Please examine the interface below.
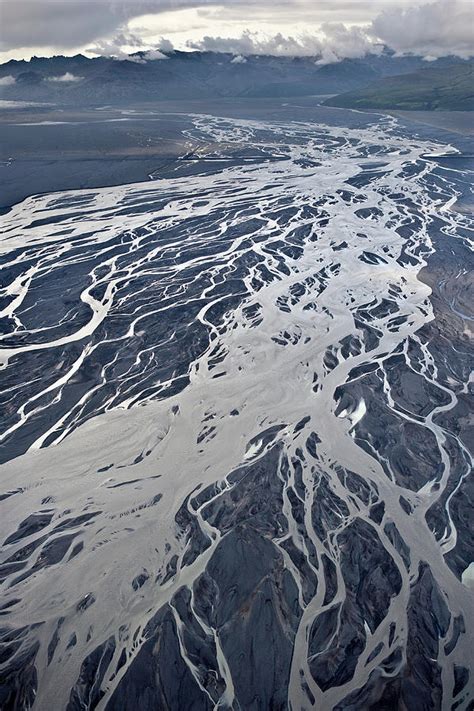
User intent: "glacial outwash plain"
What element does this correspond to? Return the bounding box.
[0,97,473,711]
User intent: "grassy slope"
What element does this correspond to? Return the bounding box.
[324,62,474,111]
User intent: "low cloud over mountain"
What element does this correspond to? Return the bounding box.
[0,74,16,85]
[46,72,83,82]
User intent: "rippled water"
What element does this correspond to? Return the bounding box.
[0,113,473,710]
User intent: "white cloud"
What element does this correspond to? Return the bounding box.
[372,0,474,59]
[86,30,167,61]
[317,23,381,64]
[47,72,83,82]
[155,38,174,53]
[189,25,380,63]
[142,49,168,60]
[231,54,247,64]
[87,32,144,60]
[0,75,16,85]
[188,31,322,56]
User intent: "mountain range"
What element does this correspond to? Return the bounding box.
[0,50,471,107]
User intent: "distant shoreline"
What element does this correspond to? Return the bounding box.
[385,110,474,137]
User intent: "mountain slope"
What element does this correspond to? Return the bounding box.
[324,61,474,111]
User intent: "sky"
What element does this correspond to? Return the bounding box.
[0,0,473,64]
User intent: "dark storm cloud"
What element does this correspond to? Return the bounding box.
[0,0,210,50]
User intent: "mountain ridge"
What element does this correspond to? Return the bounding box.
[324,61,474,111]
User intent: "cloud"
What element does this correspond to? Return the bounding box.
[0,0,130,50]
[0,0,472,63]
[0,1,217,51]
[0,75,16,85]
[142,49,168,60]
[47,72,83,82]
[86,30,168,61]
[316,23,381,64]
[188,31,322,56]
[188,26,379,62]
[154,38,174,53]
[87,32,147,60]
[372,0,474,59]
[188,1,472,62]
[231,54,247,64]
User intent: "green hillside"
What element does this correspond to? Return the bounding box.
[324,61,474,111]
